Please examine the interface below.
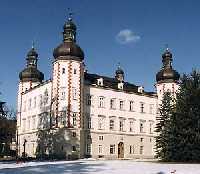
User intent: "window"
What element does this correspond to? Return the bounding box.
[140,102,145,113]
[149,122,153,134]
[98,145,103,154]
[72,146,76,152]
[99,136,103,140]
[86,94,93,106]
[62,68,65,74]
[61,91,66,100]
[149,104,154,114]
[72,132,76,137]
[129,120,134,132]
[87,117,91,129]
[99,96,105,108]
[27,117,31,130]
[129,101,134,111]
[74,69,77,74]
[109,119,115,130]
[119,118,125,131]
[32,116,36,130]
[39,95,43,106]
[72,113,77,127]
[140,146,144,154]
[22,118,26,132]
[140,138,144,142]
[23,101,26,112]
[97,78,103,86]
[110,98,116,109]
[129,145,134,154]
[28,98,32,110]
[119,100,124,110]
[98,115,105,130]
[86,144,91,154]
[140,122,145,133]
[44,90,49,104]
[33,97,37,108]
[110,145,115,154]
[72,87,77,100]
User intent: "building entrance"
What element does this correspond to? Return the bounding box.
[118,142,124,158]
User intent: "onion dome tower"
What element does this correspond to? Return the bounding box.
[53,15,84,61]
[156,47,180,104]
[51,14,85,147]
[19,46,44,84]
[115,63,124,82]
[156,48,180,83]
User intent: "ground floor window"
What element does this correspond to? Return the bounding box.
[86,144,91,154]
[72,146,76,152]
[98,145,103,154]
[129,145,134,154]
[110,144,115,154]
[140,146,144,154]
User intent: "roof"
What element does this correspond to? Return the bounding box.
[84,72,157,97]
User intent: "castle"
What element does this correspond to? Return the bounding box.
[16,16,180,159]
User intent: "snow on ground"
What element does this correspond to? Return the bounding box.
[0,159,200,174]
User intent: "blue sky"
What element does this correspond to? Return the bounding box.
[0,0,200,108]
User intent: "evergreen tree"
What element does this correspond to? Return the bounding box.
[168,70,200,162]
[155,91,174,161]
[156,70,200,162]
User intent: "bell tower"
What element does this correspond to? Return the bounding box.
[156,47,180,105]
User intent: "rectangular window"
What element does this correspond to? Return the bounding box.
[28,98,32,110]
[110,98,116,109]
[99,96,105,108]
[22,118,26,132]
[98,145,103,154]
[86,144,91,154]
[27,117,31,130]
[87,117,91,129]
[129,145,134,154]
[109,119,115,130]
[61,91,66,100]
[23,101,26,112]
[72,87,77,100]
[74,69,77,74]
[39,95,43,106]
[72,113,77,127]
[140,138,144,142]
[140,102,145,113]
[119,100,124,110]
[32,116,36,130]
[72,146,76,152]
[99,136,103,140]
[129,101,134,111]
[149,104,154,114]
[62,68,65,74]
[98,115,105,130]
[129,120,134,132]
[119,118,125,131]
[140,122,144,133]
[140,146,144,154]
[33,97,37,108]
[110,144,115,154]
[149,122,153,134]
[86,94,93,106]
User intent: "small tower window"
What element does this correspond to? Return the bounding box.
[74,69,77,74]
[62,68,65,74]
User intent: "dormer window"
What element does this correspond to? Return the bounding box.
[138,86,144,93]
[97,78,103,86]
[118,82,124,90]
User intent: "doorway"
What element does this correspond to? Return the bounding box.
[118,142,124,158]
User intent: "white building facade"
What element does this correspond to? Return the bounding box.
[16,17,180,159]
